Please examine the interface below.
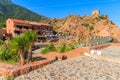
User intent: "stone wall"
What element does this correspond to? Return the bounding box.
[0,60,52,77]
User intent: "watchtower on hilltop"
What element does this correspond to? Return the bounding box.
[92,10,100,16]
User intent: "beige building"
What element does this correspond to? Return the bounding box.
[6,18,53,42]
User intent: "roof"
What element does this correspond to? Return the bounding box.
[8,18,51,26]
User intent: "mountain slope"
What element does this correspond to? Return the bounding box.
[40,14,120,42]
[0,0,47,23]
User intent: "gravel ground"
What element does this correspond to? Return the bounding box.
[0,46,120,80]
[101,46,120,59]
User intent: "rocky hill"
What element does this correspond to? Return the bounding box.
[0,0,47,24]
[40,14,120,42]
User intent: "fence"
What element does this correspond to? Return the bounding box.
[86,36,111,47]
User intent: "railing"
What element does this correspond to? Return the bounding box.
[86,36,111,47]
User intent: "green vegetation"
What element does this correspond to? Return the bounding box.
[99,15,108,19]
[110,21,115,25]
[7,76,14,80]
[89,26,94,31]
[57,43,66,53]
[11,35,29,65]
[54,26,61,31]
[24,31,37,63]
[96,17,101,21]
[0,23,6,28]
[41,42,56,54]
[56,43,74,53]
[83,22,94,31]
[83,23,89,27]
[0,39,3,45]
[0,0,47,23]
[0,41,18,63]
[41,42,82,54]
[0,31,37,65]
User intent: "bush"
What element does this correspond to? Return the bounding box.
[110,21,115,25]
[99,15,108,19]
[57,43,66,53]
[0,39,3,45]
[7,76,14,80]
[96,17,101,21]
[83,23,89,27]
[65,44,74,52]
[0,43,18,63]
[41,41,85,54]
[41,42,75,54]
[41,42,56,54]
[0,23,6,28]
[89,26,94,31]
[57,43,75,53]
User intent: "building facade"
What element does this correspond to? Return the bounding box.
[6,18,53,42]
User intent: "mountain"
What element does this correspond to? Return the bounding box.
[40,14,120,43]
[0,0,47,23]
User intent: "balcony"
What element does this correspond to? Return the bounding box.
[14,28,21,31]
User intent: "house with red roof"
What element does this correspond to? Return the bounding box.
[6,18,53,42]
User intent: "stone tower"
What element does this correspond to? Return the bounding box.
[92,10,100,16]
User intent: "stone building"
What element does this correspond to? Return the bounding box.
[6,18,53,42]
[92,10,100,16]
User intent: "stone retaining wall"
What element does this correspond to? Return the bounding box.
[110,43,120,46]
[90,43,111,50]
[0,60,52,77]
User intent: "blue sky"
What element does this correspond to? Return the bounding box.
[11,0,120,27]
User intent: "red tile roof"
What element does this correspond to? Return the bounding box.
[9,18,51,26]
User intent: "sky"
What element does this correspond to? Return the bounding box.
[11,0,120,27]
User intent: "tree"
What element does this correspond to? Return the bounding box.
[0,31,37,65]
[11,36,29,65]
[24,31,37,63]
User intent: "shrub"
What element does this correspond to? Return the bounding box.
[57,43,66,53]
[54,26,61,31]
[7,76,14,80]
[0,43,18,63]
[65,44,74,52]
[41,42,76,54]
[110,21,115,25]
[99,15,108,19]
[96,17,101,21]
[0,23,6,28]
[0,39,3,45]
[57,43,75,53]
[83,23,89,27]
[41,42,56,54]
[89,26,94,31]
[40,40,86,54]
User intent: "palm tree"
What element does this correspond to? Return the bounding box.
[24,31,37,63]
[12,36,29,65]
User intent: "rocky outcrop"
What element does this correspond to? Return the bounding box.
[40,14,120,43]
